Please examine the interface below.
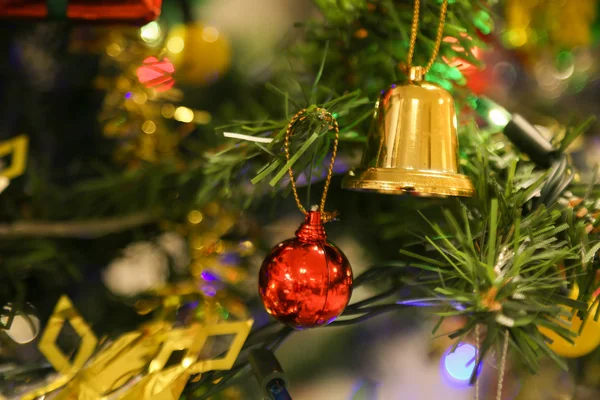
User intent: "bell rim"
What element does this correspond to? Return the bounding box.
[342,167,475,198]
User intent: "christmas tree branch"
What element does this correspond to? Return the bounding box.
[0,210,160,238]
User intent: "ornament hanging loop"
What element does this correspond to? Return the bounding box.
[408,66,424,82]
[402,0,449,76]
[284,107,339,223]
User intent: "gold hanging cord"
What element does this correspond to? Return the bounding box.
[284,108,339,223]
[404,0,449,80]
[474,327,510,400]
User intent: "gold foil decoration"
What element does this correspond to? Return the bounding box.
[39,296,98,374]
[23,295,98,400]
[0,135,29,179]
[22,295,253,400]
[167,201,253,291]
[121,324,201,400]
[113,320,254,399]
[97,30,211,168]
[187,320,253,374]
[52,321,170,400]
[52,331,147,399]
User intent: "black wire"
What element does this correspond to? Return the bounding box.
[185,326,292,394]
[247,320,279,340]
[188,303,407,397]
[343,303,407,316]
[353,264,406,286]
[346,286,403,310]
[329,304,407,326]
[529,154,574,211]
[264,327,293,350]
[185,265,414,397]
[191,367,252,400]
[538,156,566,201]
[544,167,574,207]
[246,324,288,347]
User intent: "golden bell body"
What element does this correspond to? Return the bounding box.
[343,78,474,197]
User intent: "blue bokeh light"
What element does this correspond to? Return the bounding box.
[201,270,219,282]
[441,343,478,384]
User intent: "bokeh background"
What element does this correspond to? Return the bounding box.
[2,1,600,399]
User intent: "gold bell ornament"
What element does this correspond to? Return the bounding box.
[342,0,474,197]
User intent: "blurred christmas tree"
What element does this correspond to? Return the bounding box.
[1,0,600,399]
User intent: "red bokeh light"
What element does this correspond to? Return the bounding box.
[136,56,175,92]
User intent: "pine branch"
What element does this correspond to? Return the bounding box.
[0,210,159,238]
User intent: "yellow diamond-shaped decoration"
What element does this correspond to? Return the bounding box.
[39,295,98,375]
[149,324,201,373]
[187,319,253,374]
[0,135,28,179]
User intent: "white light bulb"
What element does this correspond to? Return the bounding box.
[140,21,161,43]
[489,108,510,127]
[1,305,40,344]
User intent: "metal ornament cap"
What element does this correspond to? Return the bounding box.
[258,211,353,329]
[342,81,475,197]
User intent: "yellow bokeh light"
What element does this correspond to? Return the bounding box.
[213,240,225,254]
[187,210,204,224]
[167,36,185,54]
[202,27,220,43]
[204,202,220,216]
[165,24,231,85]
[146,88,158,100]
[505,28,528,48]
[161,104,175,118]
[174,106,194,123]
[239,240,255,256]
[133,92,147,104]
[192,237,205,251]
[116,77,130,91]
[193,111,212,124]
[106,43,121,57]
[190,262,204,276]
[142,120,156,134]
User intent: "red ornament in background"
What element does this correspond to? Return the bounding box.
[0,0,162,24]
[259,211,353,329]
[136,56,175,92]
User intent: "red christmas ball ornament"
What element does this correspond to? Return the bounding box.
[259,210,353,329]
[136,56,175,92]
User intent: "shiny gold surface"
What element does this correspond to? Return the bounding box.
[23,293,253,399]
[23,295,99,400]
[342,81,474,197]
[0,135,29,179]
